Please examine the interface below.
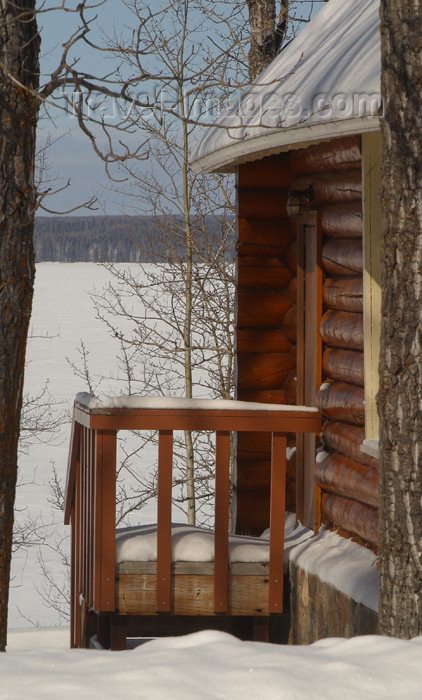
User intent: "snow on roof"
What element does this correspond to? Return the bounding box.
[191,0,381,174]
[75,392,319,413]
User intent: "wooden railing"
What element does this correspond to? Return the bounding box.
[64,396,320,647]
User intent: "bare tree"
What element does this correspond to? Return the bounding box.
[378,1,422,639]
[71,0,241,526]
[91,209,235,526]
[19,381,64,457]
[13,372,66,547]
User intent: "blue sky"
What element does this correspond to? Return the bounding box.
[36,1,324,216]
[36,1,134,214]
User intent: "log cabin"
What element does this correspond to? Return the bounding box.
[64,0,381,648]
[190,0,382,639]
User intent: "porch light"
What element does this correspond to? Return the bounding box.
[286,185,313,217]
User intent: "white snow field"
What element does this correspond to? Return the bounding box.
[10,263,158,628]
[3,627,422,700]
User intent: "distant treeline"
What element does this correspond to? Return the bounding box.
[34,215,234,263]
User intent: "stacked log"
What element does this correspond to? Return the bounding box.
[315,454,378,508]
[323,278,363,313]
[289,136,362,174]
[322,494,379,546]
[316,382,365,425]
[319,310,363,350]
[322,422,378,468]
[322,349,364,386]
[292,170,362,204]
[322,239,363,277]
[321,202,363,238]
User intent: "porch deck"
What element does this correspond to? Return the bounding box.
[64,395,320,649]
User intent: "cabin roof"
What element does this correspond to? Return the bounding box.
[190,0,380,174]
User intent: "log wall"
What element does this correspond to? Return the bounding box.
[292,136,379,547]
[236,136,379,548]
[236,155,296,534]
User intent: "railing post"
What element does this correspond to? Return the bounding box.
[94,430,117,612]
[93,427,100,609]
[81,428,91,600]
[83,428,90,608]
[73,457,81,648]
[88,429,95,608]
[269,432,287,613]
[214,431,231,613]
[157,430,173,612]
[76,428,84,646]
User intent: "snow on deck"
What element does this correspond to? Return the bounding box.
[190,0,380,173]
[75,391,319,413]
[290,527,379,612]
[116,512,312,568]
[116,515,378,611]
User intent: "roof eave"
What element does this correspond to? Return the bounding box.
[191,115,380,175]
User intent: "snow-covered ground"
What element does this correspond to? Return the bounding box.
[3,627,422,699]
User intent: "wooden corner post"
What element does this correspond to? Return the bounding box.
[296,211,322,529]
[94,430,117,613]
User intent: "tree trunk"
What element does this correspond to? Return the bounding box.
[378,1,422,638]
[0,0,39,651]
[247,1,288,81]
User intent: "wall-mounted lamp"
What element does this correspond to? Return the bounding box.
[285,185,313,217]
